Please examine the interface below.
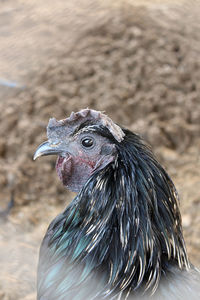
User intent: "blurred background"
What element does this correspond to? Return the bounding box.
[0,0,200,299]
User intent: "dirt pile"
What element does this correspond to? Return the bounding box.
[0,4,200,206]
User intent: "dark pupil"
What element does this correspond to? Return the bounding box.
[82,138,93,147]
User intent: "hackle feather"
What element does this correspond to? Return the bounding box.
[37,126,192,299]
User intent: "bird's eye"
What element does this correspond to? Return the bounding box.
[81,137,94,148]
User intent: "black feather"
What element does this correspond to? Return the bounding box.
[37,127,199,300]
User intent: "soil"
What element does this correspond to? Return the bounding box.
[0,0,199,299]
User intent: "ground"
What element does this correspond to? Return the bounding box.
[0,0,200,299]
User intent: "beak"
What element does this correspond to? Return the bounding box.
[33,141,63,160]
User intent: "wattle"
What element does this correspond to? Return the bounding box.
[56,155,72,184]
[56,155,94,193]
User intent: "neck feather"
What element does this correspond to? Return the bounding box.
[45,130,190,298]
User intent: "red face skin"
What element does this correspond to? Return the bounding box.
[56,154,96,193]
[55,140,116,193]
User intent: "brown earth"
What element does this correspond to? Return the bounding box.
[0,0,200,299]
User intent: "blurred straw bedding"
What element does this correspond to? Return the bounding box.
[0,0,200,299]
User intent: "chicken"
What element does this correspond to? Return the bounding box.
[34,109,200,300]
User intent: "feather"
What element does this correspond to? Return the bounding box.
[35,113,200,300]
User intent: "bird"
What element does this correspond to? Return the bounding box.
[34,108,200,300]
